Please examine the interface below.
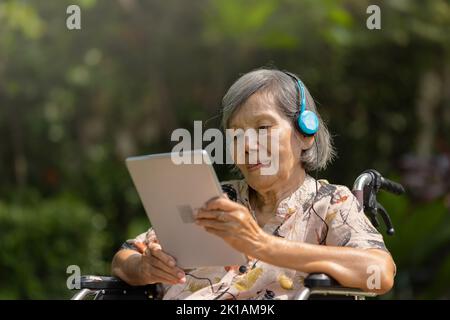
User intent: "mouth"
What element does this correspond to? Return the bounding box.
[246,162,271,172]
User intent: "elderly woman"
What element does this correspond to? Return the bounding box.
[111,68,395,300]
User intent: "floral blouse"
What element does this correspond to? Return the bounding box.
[121,175,390,300]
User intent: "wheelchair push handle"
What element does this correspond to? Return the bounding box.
[352,169,405,236]
[380,176,405,195]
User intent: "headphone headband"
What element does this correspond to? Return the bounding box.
[282,71,306,114]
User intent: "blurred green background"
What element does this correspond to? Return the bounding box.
[0,0,449,299]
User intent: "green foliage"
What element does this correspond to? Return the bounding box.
[0,1,44,39]
[380,192,450,299]
[0,195,109,299]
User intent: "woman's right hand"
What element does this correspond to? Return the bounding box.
[137,242,186,285]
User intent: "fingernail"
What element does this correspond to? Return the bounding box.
[179,277,186,283]
[177,272,184,278]
[169,260,176,267]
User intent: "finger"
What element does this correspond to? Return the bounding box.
[134,241,147,254]
[149,246,177,267]
[196,209,230,221]
[204,197,239,211]
[152,265,184,283]
[146,242,162,254]
[153,268,186,284]
[196,218,233,231]
[198,209,248,225]
[153,275,178,285]
[151,266,184,284]
[204,226,229,239]
[151,257,185,279]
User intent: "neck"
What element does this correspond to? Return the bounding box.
[251,168,307,214]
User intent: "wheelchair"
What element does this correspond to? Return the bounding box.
[71,169,405,300]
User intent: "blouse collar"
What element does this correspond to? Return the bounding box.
[240,174,317,221]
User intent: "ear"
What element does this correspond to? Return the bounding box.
[301,135,315,150]
[294,130,315,150]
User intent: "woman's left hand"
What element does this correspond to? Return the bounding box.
[195,196,269,256]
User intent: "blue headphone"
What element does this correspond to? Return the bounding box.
[283,71,319,136]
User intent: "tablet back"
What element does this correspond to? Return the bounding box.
[126,150,246,268]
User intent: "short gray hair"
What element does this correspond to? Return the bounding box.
[221,68,335,172]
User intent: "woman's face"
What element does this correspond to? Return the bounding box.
[228,91,313,192]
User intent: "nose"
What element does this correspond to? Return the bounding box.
[243,131,260,165]
[230,129,260,165]
[244,133,259,154]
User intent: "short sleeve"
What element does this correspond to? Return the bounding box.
[220,180,251,208]
[120,228,158,253]
[220,182,239,202]
[325,186,388,251]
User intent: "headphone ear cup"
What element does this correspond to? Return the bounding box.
[297,110,319,136]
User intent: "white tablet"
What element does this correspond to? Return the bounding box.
[126,150,246,269]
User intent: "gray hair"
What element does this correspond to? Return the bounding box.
[221,68,335,172]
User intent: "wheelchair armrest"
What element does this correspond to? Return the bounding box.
[80,275,158,290]
[304,273,339,288]
[303,273,377,299]
[73,275,164,300]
